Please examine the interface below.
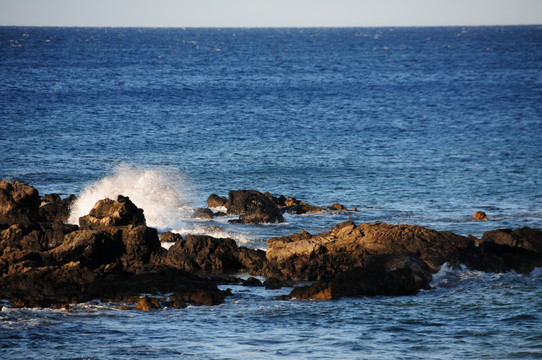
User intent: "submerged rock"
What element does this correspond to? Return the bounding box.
[472,211,488,221]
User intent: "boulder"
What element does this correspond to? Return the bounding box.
[164,234,265,273]
[193,208,214,219]
[43,230,124,268]
[117,225,164,268]
[227,190,284,224]
[264,221,474,280]
[39,194,77,223]
[465,227,542,273]
[0,181,41,226]
[79,195,145,229]
[472,211,488,221]
[288,253,432,300]
[207,194,229,208]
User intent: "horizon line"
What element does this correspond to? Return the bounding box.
[1,23,541,29]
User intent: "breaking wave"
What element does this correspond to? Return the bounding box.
[67,166,192,230]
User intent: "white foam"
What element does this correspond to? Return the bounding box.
[68,166,192,230]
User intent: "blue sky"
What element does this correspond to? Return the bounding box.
[1,0,541,27]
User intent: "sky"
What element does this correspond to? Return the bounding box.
[1,0,541,27]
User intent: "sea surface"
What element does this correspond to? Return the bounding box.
[1,26,541,359]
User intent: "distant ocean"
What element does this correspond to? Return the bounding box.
[1,26,541,359]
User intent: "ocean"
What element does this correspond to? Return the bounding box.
[1,26,541,359]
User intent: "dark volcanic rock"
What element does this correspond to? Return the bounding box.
[43,229,124,268]
[288,253,432,300]
[164,234,265,273]
[0,181,41,226]
[79,195,145,229]
[39,194,77,223]
[465,227,542,273]
[227,190,285,224]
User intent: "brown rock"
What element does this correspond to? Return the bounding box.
[227,190,284,224]
[0,181,41,226]
[193,208,214,219]
[289,253,432,300]
[136,296,161,311]
[465,227,542,273]
[473,211,488,221]
[207,194,229,208]
[265,221,474,280]
[79,195,145,229]
[164,234,265,273]
[39,194,76,223]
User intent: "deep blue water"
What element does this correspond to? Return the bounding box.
[1,26,541,359]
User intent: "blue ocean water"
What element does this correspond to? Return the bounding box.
[1,26,541,359]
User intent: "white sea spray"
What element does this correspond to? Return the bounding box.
[68,165,192,230]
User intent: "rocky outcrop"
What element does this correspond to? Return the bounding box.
[263,221,474,281]
[288,253,432,300]
[207,194,229,208]
[465,227,542,273]
[0,180,41,226]
[0,182,227,308]
[163,234,265,273]
[2,180,542,307]
[38,194,77,223]
[227,190,285,224]
[79,195,145,229]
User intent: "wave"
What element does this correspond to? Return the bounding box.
[67,166,192,230]
[430,263,542,289]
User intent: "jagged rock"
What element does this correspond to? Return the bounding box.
[118,225,164,268]
[39,194,76,223]
[227,190,284,224]
[160,231,183,243]
[136,296,161,311]
[465,227,542,273]
[264,192,324,214]
[480,227,541,254]
[43,229,124,268]
[264,221,474,280]
[164,234,265,273]
[0,181,41,226]
[472,211,488,221]
[288,253,432,300]
[207,194,229,208]
[79,195,145,229]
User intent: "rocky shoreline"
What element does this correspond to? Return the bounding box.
[1,181,540,309]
